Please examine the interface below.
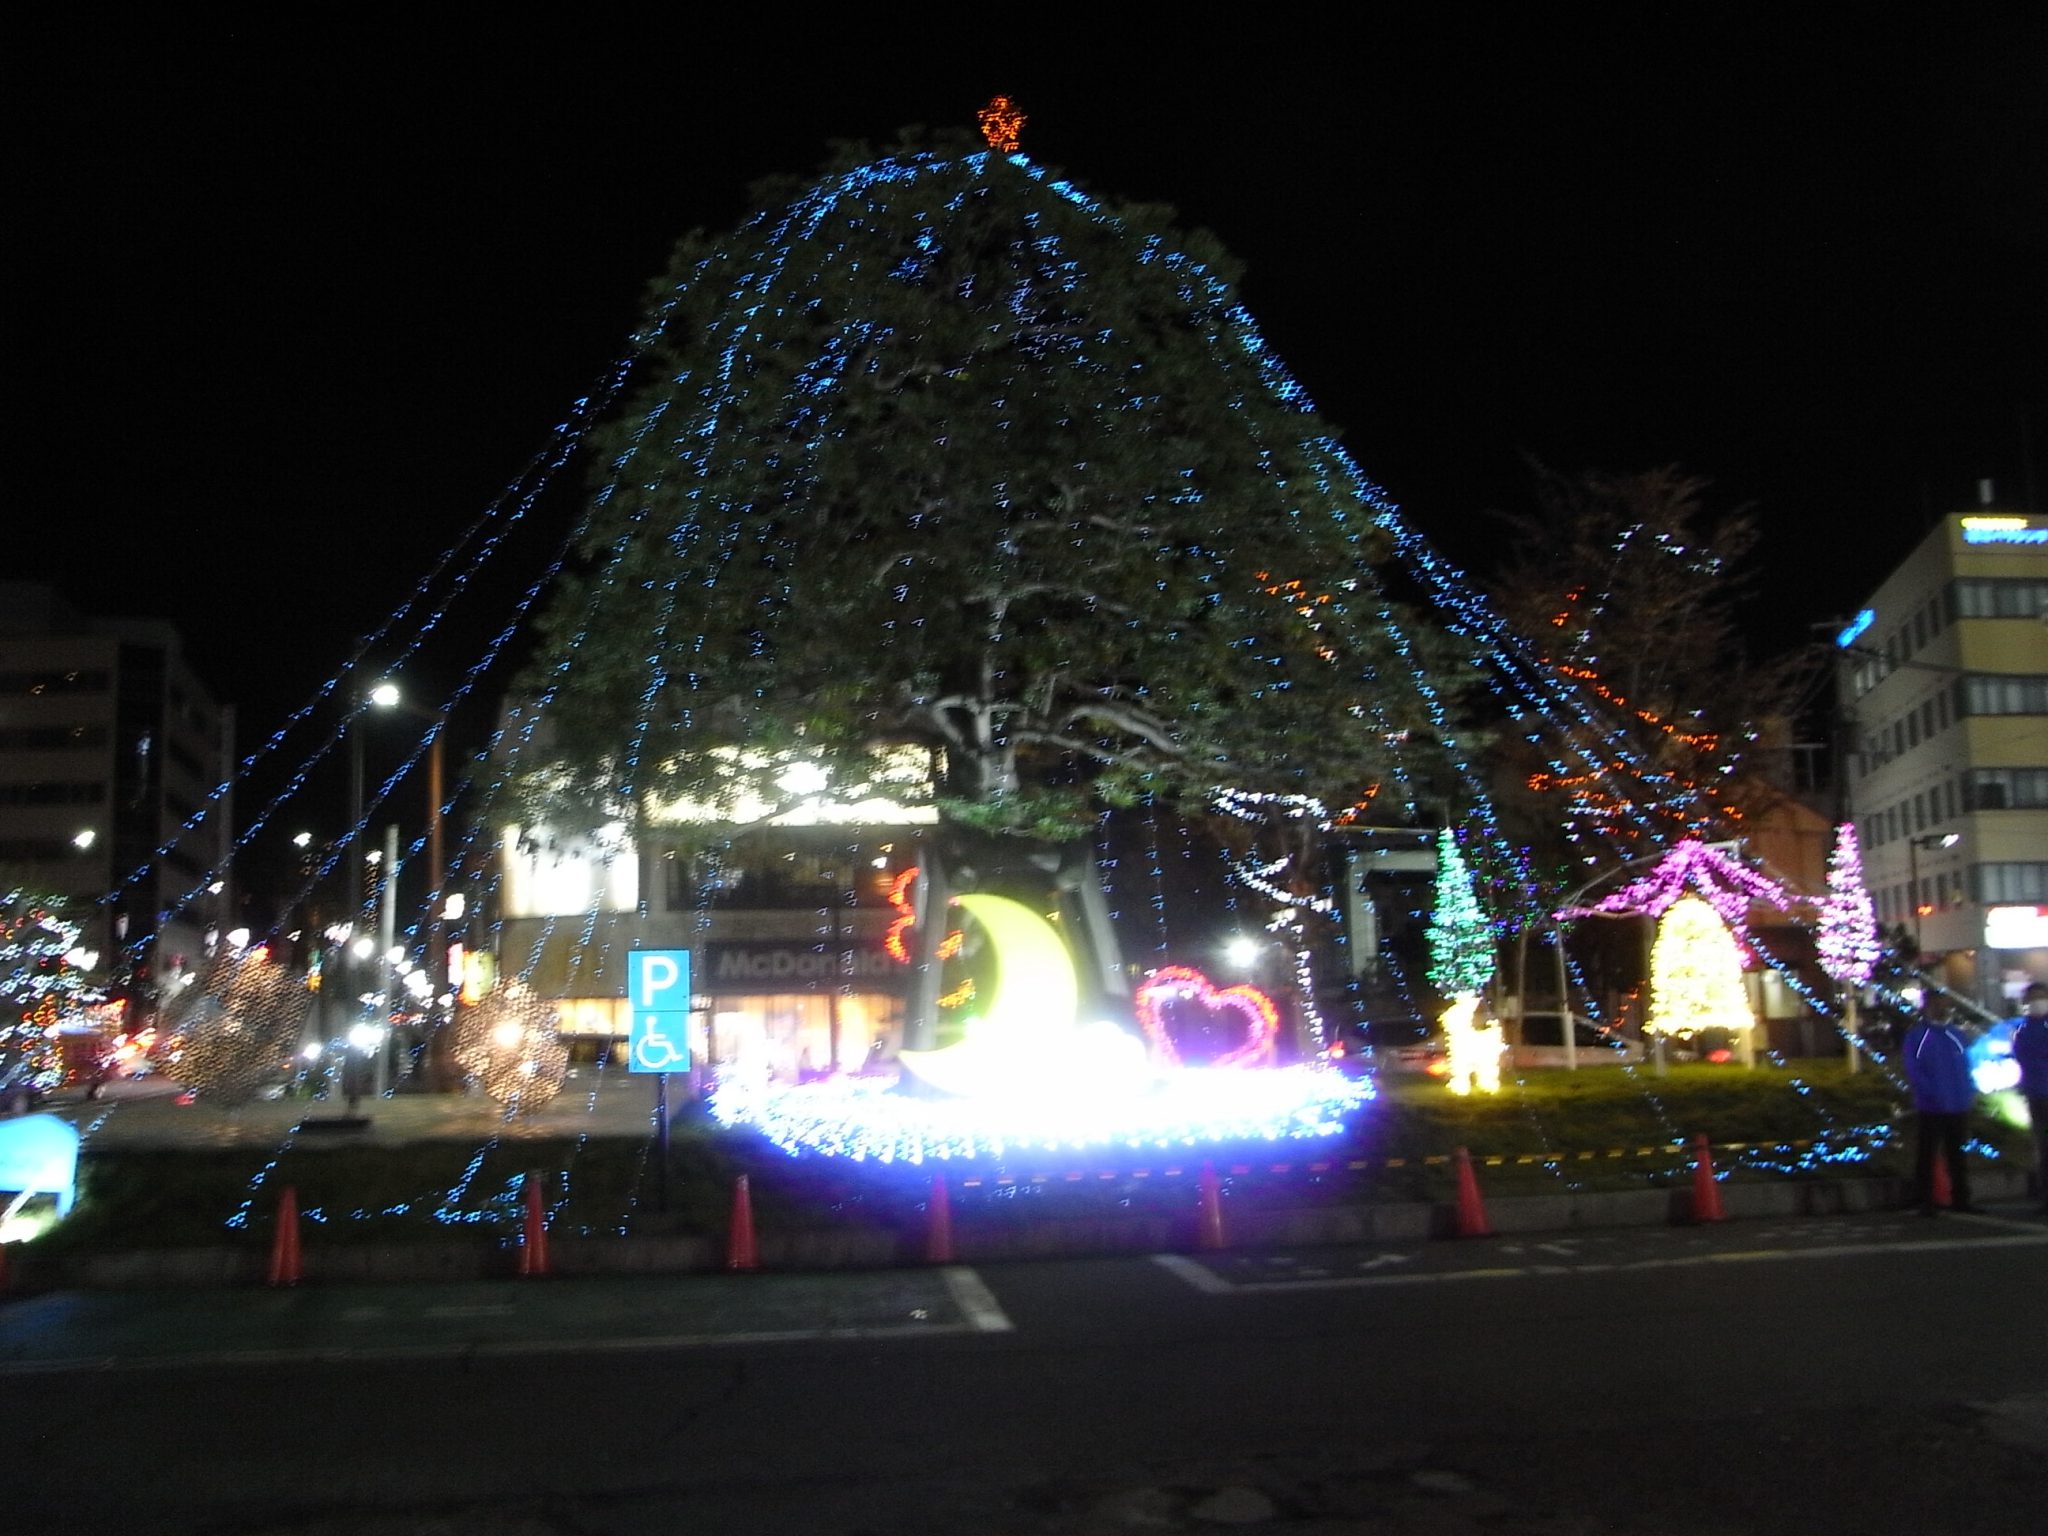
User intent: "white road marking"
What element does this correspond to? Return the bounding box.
[1151,1230,2048,1295]
[940,1266,1014,1333]
[0,1317,997,1377]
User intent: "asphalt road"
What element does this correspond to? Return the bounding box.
[5,1208,2045,1535]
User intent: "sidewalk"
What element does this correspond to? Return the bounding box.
[40,1064,667,1148]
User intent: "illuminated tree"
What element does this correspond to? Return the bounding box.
[1486,465,1811,879]
[1816,821,1881,1066]
[1816,822,1880,989]
[1427,830,1495,1000]
[163,945,308,1105]
[452,983,567,1114]
[1645,895,1754,1040]
[0,888,101,1095]
[519,125,1465,1043]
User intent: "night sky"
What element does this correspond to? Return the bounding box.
[9,13,2046,819]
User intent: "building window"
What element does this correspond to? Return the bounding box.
[1974,863,2048,904]
[0,725,109,751]
[1952,578,2048,619]
[0,780,107,806]
[1964,768,2048,811]
[1958,676,2048,716]
[0,668,111,695]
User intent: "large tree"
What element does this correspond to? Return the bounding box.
[519,129,1466,1039]
[1483,463,1811,889]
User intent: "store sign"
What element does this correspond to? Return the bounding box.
[627,949,691,1072]
[702,942,904,993]
[1960,516,2048,546]
[1983,906,2048,949]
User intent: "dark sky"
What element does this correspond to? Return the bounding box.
[8,11,2046,789]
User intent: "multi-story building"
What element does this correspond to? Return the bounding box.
[1837,499,2048,1007]
[0,584,234,1003]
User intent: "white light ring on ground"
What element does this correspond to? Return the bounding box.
[707,1065,1374,1162]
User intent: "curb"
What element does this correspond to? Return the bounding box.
[6,1170,2028,1293]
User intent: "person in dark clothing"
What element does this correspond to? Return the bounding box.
[1902,1005,1978,1214]
[2010,981,2048,1213]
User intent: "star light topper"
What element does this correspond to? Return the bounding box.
[977,94,1026,153]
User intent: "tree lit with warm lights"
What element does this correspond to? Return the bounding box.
[1645,894,1754,1041]
[163,945,309,1105]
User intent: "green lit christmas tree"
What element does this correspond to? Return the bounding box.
[1426,830,1495,1000]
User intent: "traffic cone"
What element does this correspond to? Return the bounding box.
[727,1174,759,1271]
[1930,1149,1954,1209]
[1690,1135,1726,1224]
[267,1185,302,1287]
[925,1173,955,1264]
[517,1172,550,1277]
[1452,1147,1492,1238]
[1196,1161,1227,1251]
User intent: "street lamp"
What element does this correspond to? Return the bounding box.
[343,681,450,1096]
[1905,831,1961,961]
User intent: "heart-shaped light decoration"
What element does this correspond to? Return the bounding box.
[1136,965,1280,1069]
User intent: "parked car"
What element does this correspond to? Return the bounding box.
[1506,1011,1644,1068]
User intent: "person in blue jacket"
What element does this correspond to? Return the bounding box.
[2011,981,2048,1214]
[1902,1003,1978,1214]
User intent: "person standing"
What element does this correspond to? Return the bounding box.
[2011,981,2048,1214]
[1902,1004,1978,1214]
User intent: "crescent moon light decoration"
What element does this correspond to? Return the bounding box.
[896,893,1149,1098]
[710,891,1373,1160]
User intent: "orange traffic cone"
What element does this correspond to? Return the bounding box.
[1930,1149,1954,1209]
[267,1185,302,1287]
[1196,1161,1227,1251]
[727,1174,759,1271]
[925,1173,955,1263]
[1690,1135,1726,1224]
[517,1172,551,1277]
[1452,1147,1492,1237]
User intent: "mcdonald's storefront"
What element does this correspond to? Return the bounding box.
[695,939,908,1080]
[507,919,909,1083]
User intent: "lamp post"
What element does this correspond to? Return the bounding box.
[1905,831,1961,963]
[343,681,450,1095]
[372,684,451,1058]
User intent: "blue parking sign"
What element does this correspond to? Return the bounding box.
[627,949,691,1073]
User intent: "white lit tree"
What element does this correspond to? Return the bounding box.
[1,888,102,1097]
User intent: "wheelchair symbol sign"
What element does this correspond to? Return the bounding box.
[627,950,691,1074]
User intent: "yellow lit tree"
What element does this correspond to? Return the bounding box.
[1646,894,1754,1042]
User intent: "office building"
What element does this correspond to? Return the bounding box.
[0,584,233,1001]
[1837,500,2048,1006]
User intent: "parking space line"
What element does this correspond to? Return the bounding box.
[941,1266,1014,1332]
[1152,1229,2048,1295]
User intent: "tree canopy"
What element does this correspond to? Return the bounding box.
[1482,463,1811,890]
[519,131,1464,842]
